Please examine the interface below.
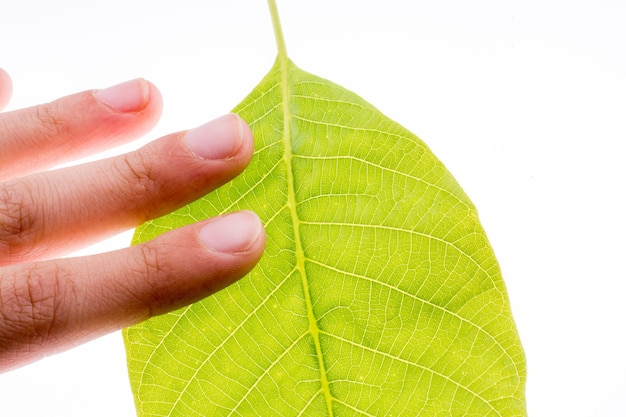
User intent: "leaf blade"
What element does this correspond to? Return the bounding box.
[124,58,526,416]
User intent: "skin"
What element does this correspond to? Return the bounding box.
[0,70,266,372]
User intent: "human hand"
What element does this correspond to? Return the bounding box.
[0,69,266,372]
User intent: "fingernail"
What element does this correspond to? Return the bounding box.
[94,79,149,112]
[199,211,263,253]
[184,114,245,160]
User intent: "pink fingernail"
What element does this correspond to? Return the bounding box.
[95,79,149,112]
[199,211,263,253]
[184,114,245,160]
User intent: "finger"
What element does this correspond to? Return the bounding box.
[0,78,162,180]
[0,113,254,265]
[0,210,266,371]
[0,68,11,110]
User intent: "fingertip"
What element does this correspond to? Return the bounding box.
[92,78,163,141]
[94,78,162,116]
[141,79,163,133]
[0,68,13,110]
[184,114,246,161]
[233,113,253,144]
[146,80,163,115]
[198,211,265,254]
[235,113,255,162]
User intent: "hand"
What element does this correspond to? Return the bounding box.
[0,69,266,372]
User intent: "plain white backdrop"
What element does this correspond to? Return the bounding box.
[1,1,625,416]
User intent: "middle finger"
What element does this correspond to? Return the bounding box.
[0,113,254,265]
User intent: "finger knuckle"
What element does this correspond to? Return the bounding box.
[114,152,161,219]
[140,243,169,289]
[33,101,68,139]
[0,264,71,349]
[117,243,171,319]
[23,267,65,339]
[0,182,40,261]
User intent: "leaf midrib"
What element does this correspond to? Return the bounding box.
[269,1,334,414]
[282,67,333,416]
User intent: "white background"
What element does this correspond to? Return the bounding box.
[1,1,625,416]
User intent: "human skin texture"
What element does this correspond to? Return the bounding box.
[0,71,265,372]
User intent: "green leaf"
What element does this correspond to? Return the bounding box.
[123,2,526,416]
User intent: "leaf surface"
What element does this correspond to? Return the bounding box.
[124,33,526,417]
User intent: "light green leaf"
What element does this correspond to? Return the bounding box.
[123,2,526,416]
